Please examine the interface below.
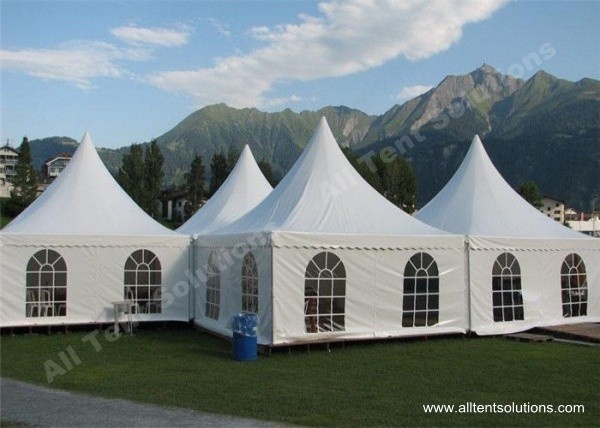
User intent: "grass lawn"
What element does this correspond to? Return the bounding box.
[1,327,598,426]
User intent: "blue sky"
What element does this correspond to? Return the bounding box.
[1,0,598,149]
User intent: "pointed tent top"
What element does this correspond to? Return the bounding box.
[3,132,177,236]
[177,144,272,235]
[81,131,92,144]
[416,135,588,238]
[215,117,446,235]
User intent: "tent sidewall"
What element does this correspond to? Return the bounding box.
[469,236,600,335]
[0,234,190,327]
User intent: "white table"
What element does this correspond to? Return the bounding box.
[112,300,135,335]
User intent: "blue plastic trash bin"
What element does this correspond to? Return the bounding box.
[231,313,258,361]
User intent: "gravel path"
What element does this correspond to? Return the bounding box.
[1,378,284,427]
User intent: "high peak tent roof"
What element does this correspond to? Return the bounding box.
[416,135,587,239]
[3,132,176,236]
[177,145,272,235]
[216,117,446,236]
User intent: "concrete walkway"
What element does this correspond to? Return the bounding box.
[1,378,284,427]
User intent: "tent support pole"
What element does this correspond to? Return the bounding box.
[465,239,473,334]
[189,236,196,322]
[270,238,275,347]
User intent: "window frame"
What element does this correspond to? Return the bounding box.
[491,252,524,322]
[304,251,346,333]
[26,249,67,317]
[561,253,587,318]
[241,252,259,314]
[124,249,162,314]
[402,252,440,327]
[205,251,221,320]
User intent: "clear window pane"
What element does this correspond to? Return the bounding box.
[402,253,439,328]
[304,252,345,333]
[491,252,524,323]
[25,250,67,317]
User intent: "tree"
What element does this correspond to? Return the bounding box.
[117,144,147,210]
[518,180,543,208]
[144,140,164,218]
[257,159,278,187]
[9,137,39,214]
[226,148,239,175]
[209,151,229,196]
[184,154,206,218]
[382,157,417,213]
[342,147,383,192]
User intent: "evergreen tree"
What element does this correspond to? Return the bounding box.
[257,159,277,187]
[117,144,147,210]
[342,147,383,192]
[382,157,417,213]
[184,154,206,218]
[144,140,164,217]
[226,148,239,175]
[9,137,38,212]
[518,180,543,208]
[209,151,229,196]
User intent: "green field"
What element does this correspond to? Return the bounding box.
[1,327,598,426]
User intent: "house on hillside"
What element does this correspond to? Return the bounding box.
[565,208,578,222]
[43,153,72,182]
[0,144,19,198]
[158,188,196,223]
[540,196,565,223]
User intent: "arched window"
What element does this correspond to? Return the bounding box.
[492,252,524,322]
[304,251,346,333]
[124,249,162,314]
[26,249,67,317]
[561,253,587,317]
[402,252,439,327]
[205,251,220,320]
[242,252,258,313]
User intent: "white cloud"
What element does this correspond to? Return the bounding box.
[1,23,190,89]
[397,85,434,101]
[0,41,149,89]
[148,0,508,108]
[111,25,191,47]
[263,94,302,108]
[209,19,231,38]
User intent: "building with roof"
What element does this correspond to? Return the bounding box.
[0,144,19,198]
[540,196,565,223]
[43,153,72,181]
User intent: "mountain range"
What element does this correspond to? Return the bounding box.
[28,64,599,212]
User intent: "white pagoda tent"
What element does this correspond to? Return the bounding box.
[416,135,600,335]
[193,118,466,345]
[177,145,272,235]
[0,133,191,328]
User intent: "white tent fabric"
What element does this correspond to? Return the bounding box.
[177,145,272,235]
[416,135,587,239]
[0,133,190,328]
[4,132,175,236]
[217,118,443,235]
[416,135,599,335]
[194,118,466,345]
